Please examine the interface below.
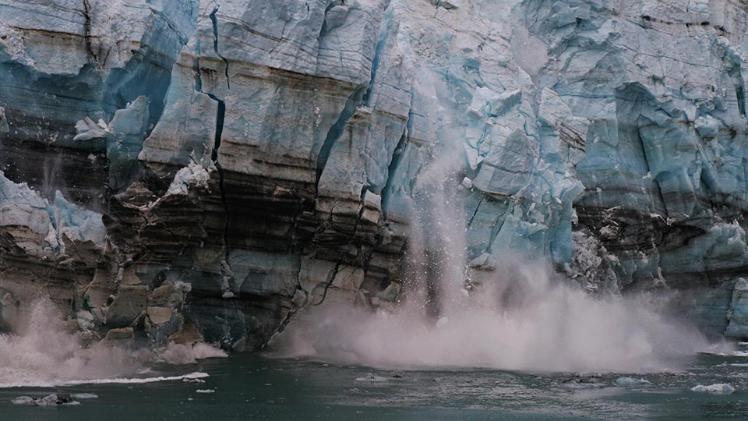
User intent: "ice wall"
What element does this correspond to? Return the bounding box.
[1,0,748,347]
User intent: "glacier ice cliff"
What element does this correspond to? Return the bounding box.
[1,0,748,349]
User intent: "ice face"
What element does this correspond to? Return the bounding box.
[1,0,748,346]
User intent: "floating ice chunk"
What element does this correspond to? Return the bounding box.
[43,394,79,406]
[12,394,79,406]
[11,396,34,405]
[196,389,215,394]
[614,377,651,387]
[690,384,735,395]
[355,373,389,382]
[71,393,98,399]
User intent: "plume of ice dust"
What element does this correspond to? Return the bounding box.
[271,69,721,372]
[270,258,717,373]
[0,298,227,387]
[158,342,228,365]
[0,298,146,387]
[272,135,719,372]
[406,129,471,319]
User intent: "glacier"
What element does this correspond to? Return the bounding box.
[1,0,748,351]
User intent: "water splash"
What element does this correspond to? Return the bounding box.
[0,299,222,388]
[272,262,718,373]
[159,342,228,365]
[0,299,145,388]
[272,125,724,373]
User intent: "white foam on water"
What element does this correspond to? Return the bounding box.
[0,366,210,388]
[1,372,209,388]
[691,383,736,395]
[707,350,748,357]
[58,372,209,386]
[273,278,716,373]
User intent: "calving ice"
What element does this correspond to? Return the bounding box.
[0,0,747,419]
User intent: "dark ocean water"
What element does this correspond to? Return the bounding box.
[1,352,747,420]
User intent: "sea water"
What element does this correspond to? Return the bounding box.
[1,351,747,420]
